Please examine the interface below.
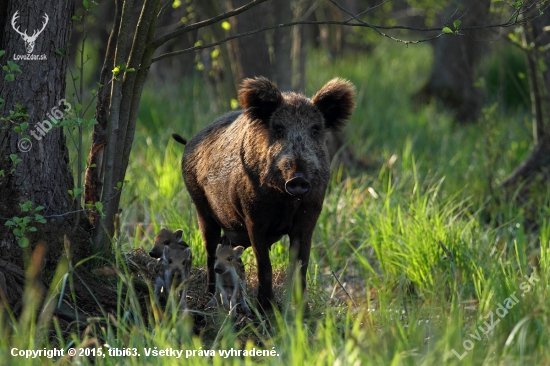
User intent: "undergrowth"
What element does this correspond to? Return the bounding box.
[2,43,549,365]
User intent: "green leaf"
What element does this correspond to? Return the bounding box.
[13,228,22,237]
[4,221,15,227]
[29,227,37,232]
[5,74,14,82]
[35,206,44,211]
[95,202,103,212]
[442,27,454,34]
[0,50,5,57]
[512,1,522,9]
[14,126,21,133]
[89,118,98,126]
[221,21,231,31]
[7,61,19,71]
[453,20,461,29]
[37,219,46,224]
[18,237,29,248]
[126,68,135,72]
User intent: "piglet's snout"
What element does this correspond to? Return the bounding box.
[285,176,311,197]
[214,266,224,274]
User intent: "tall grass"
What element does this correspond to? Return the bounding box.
[2,42,549,365]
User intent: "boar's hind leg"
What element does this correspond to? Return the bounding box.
[196,212,221,295]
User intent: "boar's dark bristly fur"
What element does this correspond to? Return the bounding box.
[181,77,355,310]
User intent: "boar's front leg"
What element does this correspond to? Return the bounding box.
[248,226,275,311]
[288,216,317,305]
[196,211,221,295]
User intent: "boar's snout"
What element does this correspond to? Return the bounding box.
[285,176,311,197]
[214,266,224,274]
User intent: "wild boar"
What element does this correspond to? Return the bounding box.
[149,227,188,258]
[154,246,192,311]
[181,77,355,310]
[206,236,251,317]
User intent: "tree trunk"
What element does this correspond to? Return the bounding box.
[273,0,292,91]
[501,10,550,190]
[0,0,90,309]
[414,0,491,123]
[226,0,273,87]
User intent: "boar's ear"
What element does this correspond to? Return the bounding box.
[312,78,356,131]
[174,229,183,242]
[238,77,283,121]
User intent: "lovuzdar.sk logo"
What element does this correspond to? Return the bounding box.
[11,10,48,60]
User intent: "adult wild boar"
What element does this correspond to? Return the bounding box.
[181,77,355,310]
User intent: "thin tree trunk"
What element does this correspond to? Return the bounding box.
[226,0,273,86]
[414,0,491,123]
[84,0,122,230]
[502,11,550,189]
[273,0,292,90]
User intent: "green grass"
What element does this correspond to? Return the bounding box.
[3,42,549,365]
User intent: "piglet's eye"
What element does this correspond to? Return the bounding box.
[228,257,233,262]
[164,240,170,245]
[168,259,173,264]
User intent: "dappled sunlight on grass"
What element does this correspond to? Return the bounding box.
[22,43,546,365]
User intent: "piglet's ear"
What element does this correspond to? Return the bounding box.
[183,247,191,260]
[162,246,170,260]
[234,246,245,259]
[238,77,283,121]
[174,229,183,242]
[312,78,356,131]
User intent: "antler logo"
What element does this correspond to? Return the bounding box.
[11,11,49,54]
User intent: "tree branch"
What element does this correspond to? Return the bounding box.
[151,0,549,64]
[151,19,440,63]
[152,0,269,49]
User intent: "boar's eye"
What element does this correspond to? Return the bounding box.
[168,258,173,264]
[164,240,170,245]
[228,256,233,262]
[273,124,285,138]
[311,125,321,138]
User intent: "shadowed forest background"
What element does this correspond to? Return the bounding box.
[0,0,550,364]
